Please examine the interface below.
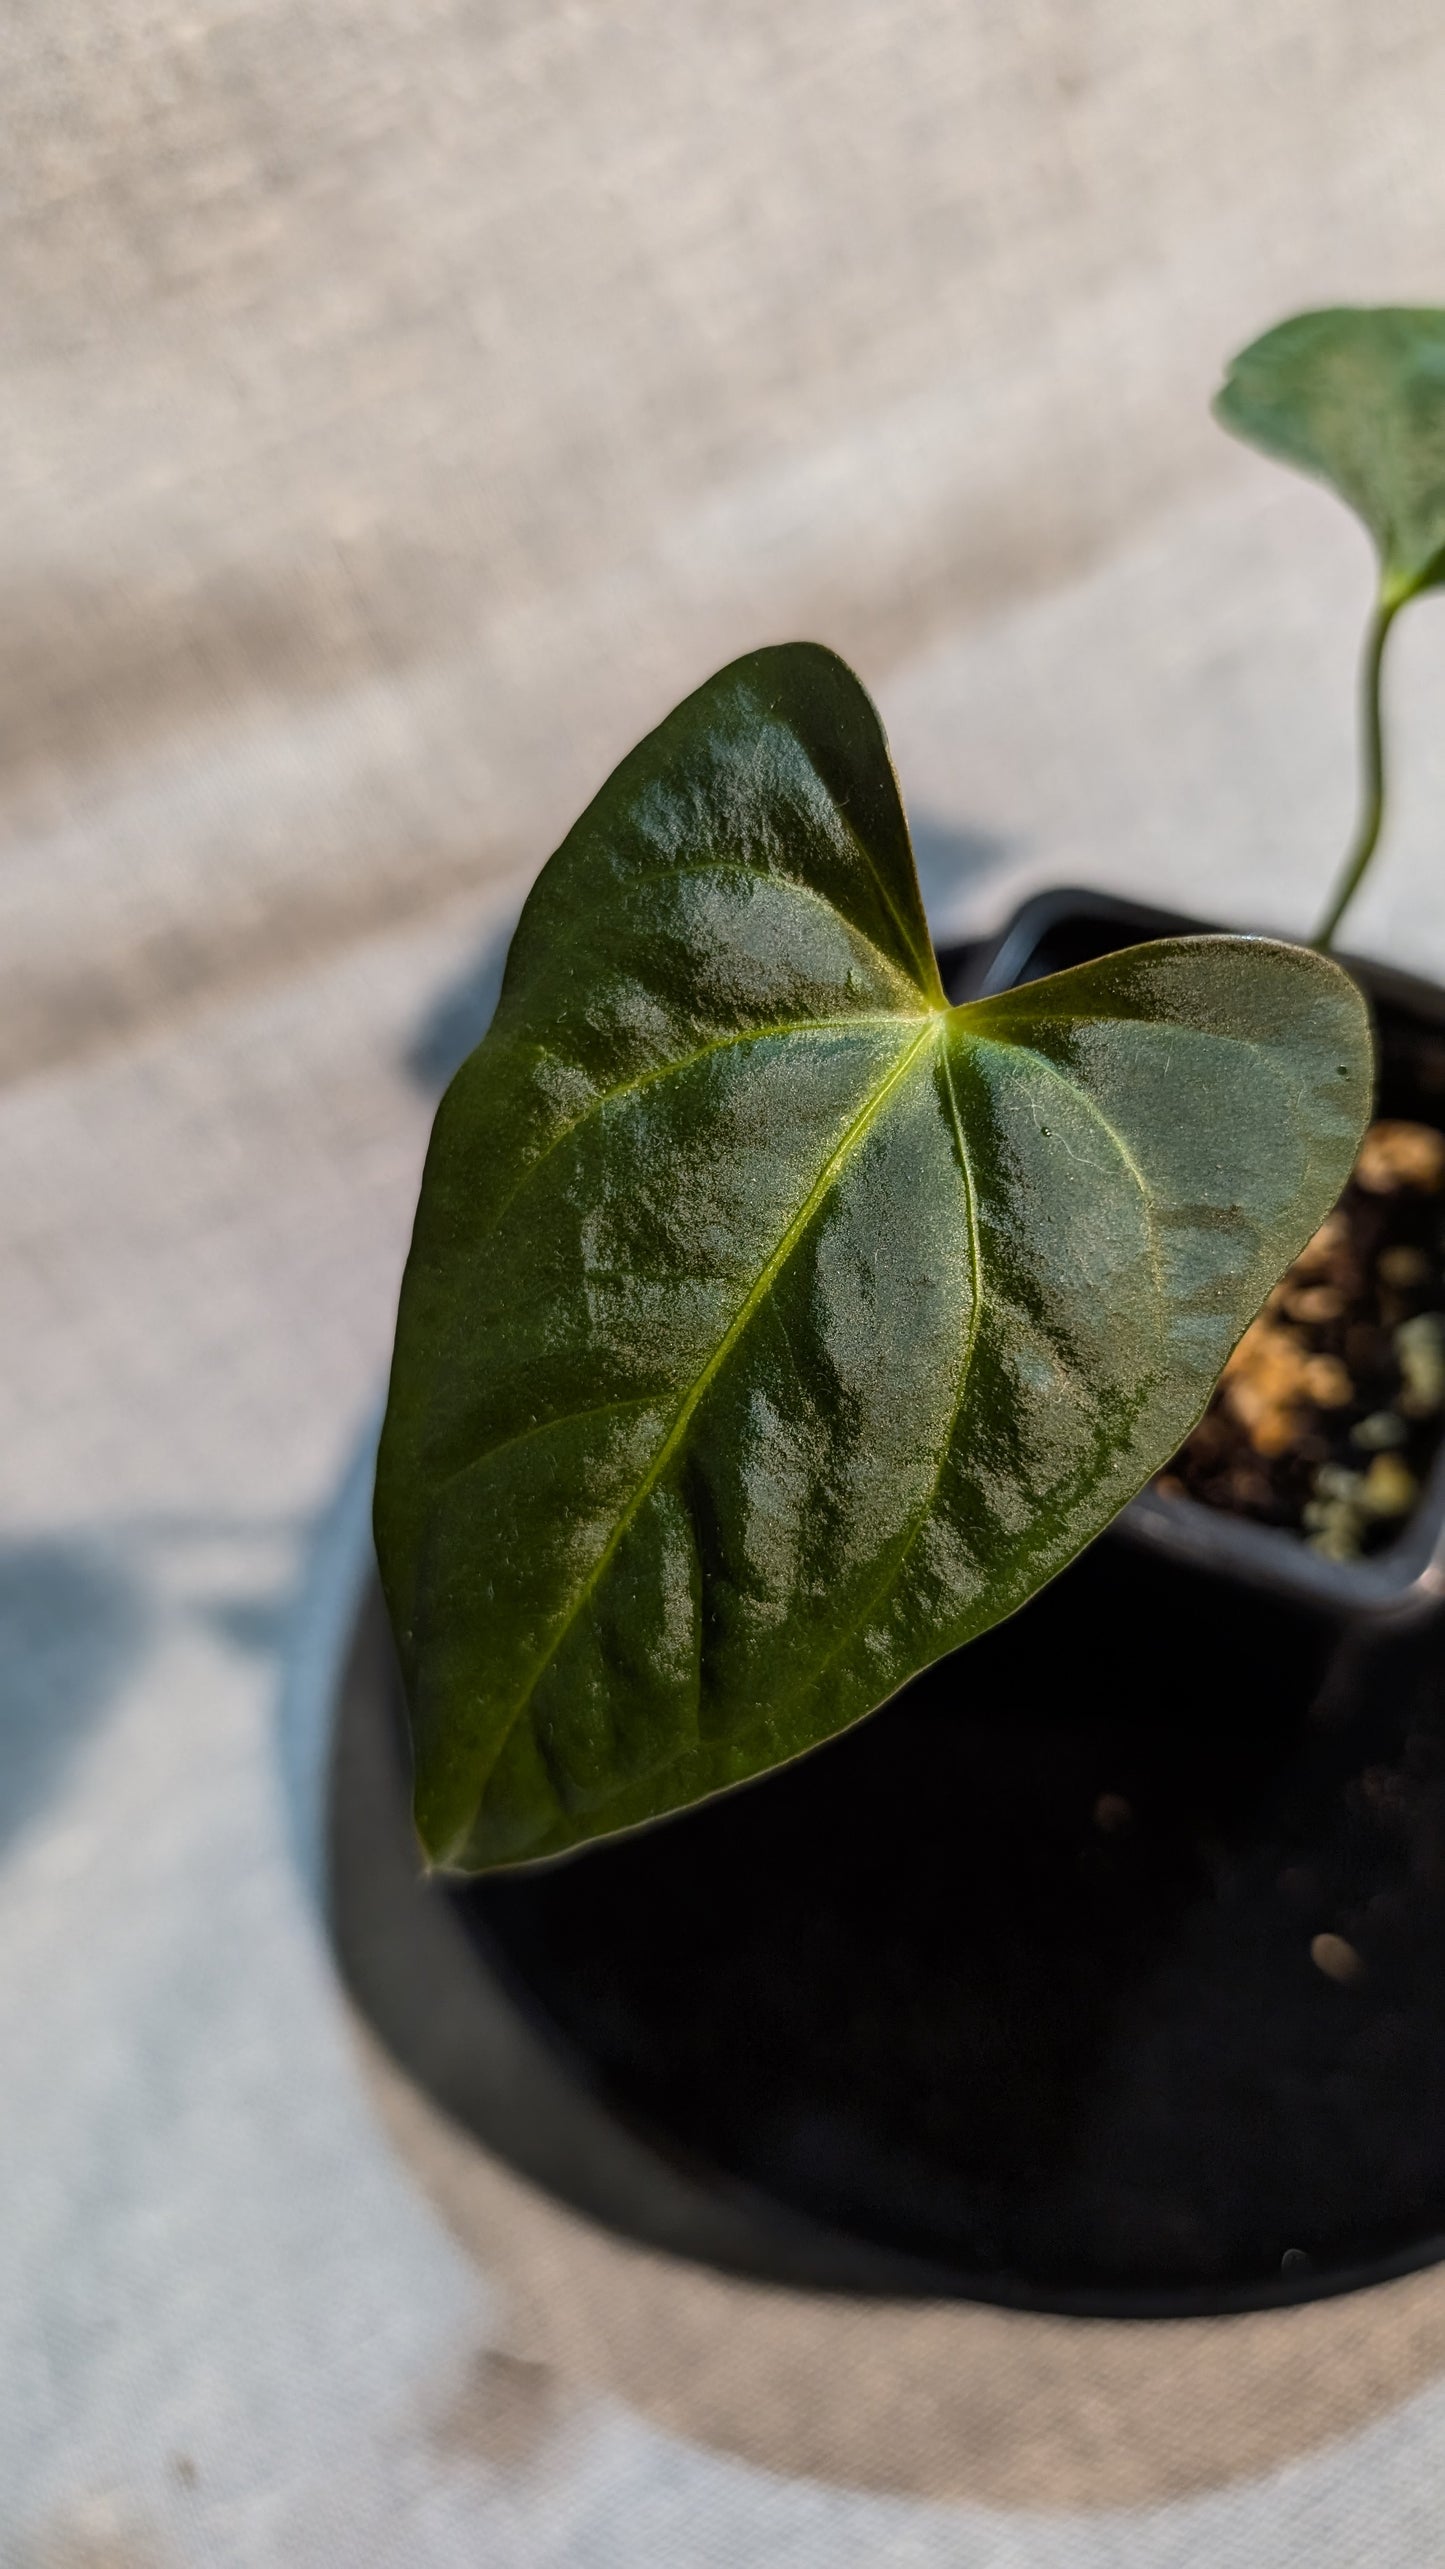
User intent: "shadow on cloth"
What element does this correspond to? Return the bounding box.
[0,1535,149,1858]
[330,1584,1445,2514]
[357,2001,1445,2513]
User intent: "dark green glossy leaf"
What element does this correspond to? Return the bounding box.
[1216,307,1445,602]
[375,643,1371,1871]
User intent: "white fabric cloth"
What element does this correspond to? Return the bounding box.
[9,3,1445,2558]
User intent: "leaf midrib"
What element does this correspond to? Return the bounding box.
[669,1017,1169,1763]
[449,1011,941,1858]
[747,1020,987,1741]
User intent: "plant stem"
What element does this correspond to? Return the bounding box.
[1313,595,1399,953]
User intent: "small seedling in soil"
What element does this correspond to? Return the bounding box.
[1164,310,1445,1557]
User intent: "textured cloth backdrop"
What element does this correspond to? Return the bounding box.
[7,4,1445,2561]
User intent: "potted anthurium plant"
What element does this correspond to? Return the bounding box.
[359,309,1445,2315]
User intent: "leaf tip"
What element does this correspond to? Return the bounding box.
[411,1764,476,1875]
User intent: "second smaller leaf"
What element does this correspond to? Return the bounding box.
[1216,306,1445,606]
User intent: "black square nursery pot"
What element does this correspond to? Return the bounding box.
[333,889,1445,2320]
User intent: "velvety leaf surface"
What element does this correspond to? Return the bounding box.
[375,644,1371,1870]
[1216,307,1445,601]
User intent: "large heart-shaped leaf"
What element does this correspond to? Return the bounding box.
[1216,307,1445,603]
[375,644,1371,1871]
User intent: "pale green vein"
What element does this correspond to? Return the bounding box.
[430,1392,660,1504]
[755,1021,985,1732]
[826,774,944,1002]
[739,1024,1167,1755]
[727,695,938,996]
[484,1010,921,1239]
[836,807,943,1004]
[448,1015,937,1859]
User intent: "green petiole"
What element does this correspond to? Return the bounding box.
[1313,592,1399,954]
